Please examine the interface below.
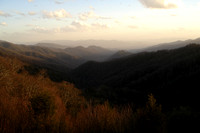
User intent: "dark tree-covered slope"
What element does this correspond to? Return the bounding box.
[70,44,200,109]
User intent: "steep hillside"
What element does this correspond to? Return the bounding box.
[70,44,200,109]
[0,41,85,67]
[0,56,85,132]
[0,41,85,81]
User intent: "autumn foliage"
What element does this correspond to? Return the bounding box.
[0,56,133,133]
[0,56,199,133]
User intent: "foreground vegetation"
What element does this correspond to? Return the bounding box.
[0,56,199,133]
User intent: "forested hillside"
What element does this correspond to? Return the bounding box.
[70,44,200,110]
[3,55,198,133]
[0,41,86,81]
[1,42,200,133]
[0,40,85,68]
[0,56,135,133]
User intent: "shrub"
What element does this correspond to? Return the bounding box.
[74,102,133,133]
[30,92,55,117]
[134,94,166,133]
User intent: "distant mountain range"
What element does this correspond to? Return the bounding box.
[35,43,115,61]
[0,40,117,81]
[37,40,147,49]
[130,37,200,53]
[36,37,200,53]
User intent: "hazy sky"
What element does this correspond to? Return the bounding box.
[1,0,200,44]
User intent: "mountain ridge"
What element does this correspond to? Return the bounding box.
[130,37,200,53]
[70,44,200,109]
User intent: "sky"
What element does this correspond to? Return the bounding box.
[1,0,200,45]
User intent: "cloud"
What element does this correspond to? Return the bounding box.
[170,14,177,16]
[54,0,70,4]
[139,0,180,9]
[0,22,7,26]
[130,16,136,19]
[55,0,64,4]
[25,24,36,27]
[128,25,139,29]
[173,27,185,32]
[198,2,200,7]
[89,6,95,10]
[62,21,89,32]
[28,0,34,2]
[29,20,109,34]
[91,23,109,30]
[79,11,96,21]
[15,11,26,16]
[0,11,11,17]
[31,26,55,33]
[42,9,71,19]
[28,11,36,16]
[79,11,111,21]
[62,21,109,32]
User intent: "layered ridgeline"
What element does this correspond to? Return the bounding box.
[145,37,200,51]
[36,43,115,61]
[0,41,86,81]
[64,45,114,61]
[70,44,200,110]
[130,37,200,53]
[0,40,115,81]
